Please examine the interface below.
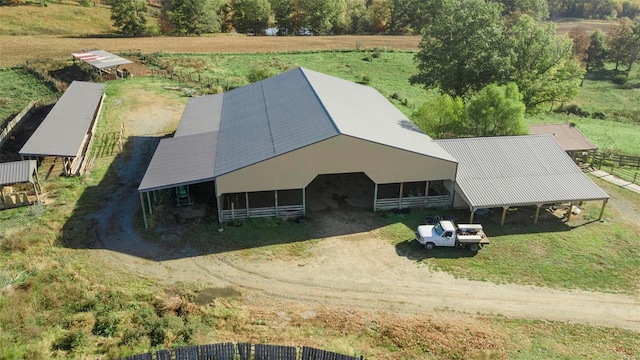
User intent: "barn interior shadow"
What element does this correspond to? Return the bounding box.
[60,136,389,261]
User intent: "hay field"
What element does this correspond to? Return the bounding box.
[0,35,421,67]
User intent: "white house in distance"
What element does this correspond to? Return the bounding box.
[138,68,609,227]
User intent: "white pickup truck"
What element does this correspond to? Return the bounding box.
[416,220,489,252]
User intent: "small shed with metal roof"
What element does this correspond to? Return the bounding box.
[19,81,106,176]
[529,123,597,160]
[436,135,609,225]
[0,160,41,210]
[72,50,133,78]
[138,68,459,227]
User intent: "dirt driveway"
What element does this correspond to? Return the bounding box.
[90,86,640,334]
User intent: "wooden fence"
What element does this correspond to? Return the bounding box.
[149,68,235,93]
[375,195,451,211]
[221,205,305,222]
[592,153,640,185]
[117,342,363,360]
[592,153,640,169]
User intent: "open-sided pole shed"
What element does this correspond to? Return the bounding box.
[437,135,610,225]
[0,160,41,209]
[72,50,134,79]
[19,81,105,176]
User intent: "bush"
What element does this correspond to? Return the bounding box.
[360,75,371,84]
[92,312,120,337]
[247,68,274,83]
[52,329,88,352]
[612,74,628,85]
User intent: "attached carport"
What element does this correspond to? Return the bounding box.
[437,135,610,225]
[19,81,106,176]
[0,160,41,209]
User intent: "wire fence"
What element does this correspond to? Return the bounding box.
[0,203,45,239]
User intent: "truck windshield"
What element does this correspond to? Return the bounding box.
[433,222,444,236]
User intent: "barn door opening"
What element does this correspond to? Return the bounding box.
[305,172,374,212]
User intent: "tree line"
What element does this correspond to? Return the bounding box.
[110,0,640,37]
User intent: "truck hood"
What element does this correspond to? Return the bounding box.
[417,225,436,239]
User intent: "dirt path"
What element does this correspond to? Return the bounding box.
[91,86,640,335]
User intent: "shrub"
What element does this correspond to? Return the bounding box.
[390,92,402,100]
[52,329,88,352]
[92,312,120,337]
[612,74,628,85]
[360,75,371,84]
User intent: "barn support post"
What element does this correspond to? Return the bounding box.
[216,195,223,224]
[566,202,573,222]
[0,187,5,209]
[302,188,306,216]
[146,192,153,215]
[275,190,279,217]
[245,192,250,218]
[140,193,149,229]
[469,207,476,223]
[534,204,543,224]
[501,206,509,226]
[424,181,429,206]
[598,198,608,220]
[373,183,378,211]
[152,191,157,203]
[398,182,404,209]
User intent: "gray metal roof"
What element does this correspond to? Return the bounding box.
[213,68,340,176]
[0,160,37,186]
[529,123,598,152]
[138,132,218,192]
[174,95,223,137]
[304,68,457,163]
[20,81,105,158]
[72,50,133,70]
[139,67,457,193]
[437,135,609,209]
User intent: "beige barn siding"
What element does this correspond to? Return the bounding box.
[453,184,471,209]
[216,135,457,195]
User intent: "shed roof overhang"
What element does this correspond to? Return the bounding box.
[0,160,37,186]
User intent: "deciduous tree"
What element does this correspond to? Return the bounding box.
[508,15,582,109]
[412,94,465,139]
[111,0,148,37]
[410,0,509,98]
[464,83,526,137]
[607,17,634,70]
[231,0,271,34]
[586,29,609,70]
[163,0,225,35]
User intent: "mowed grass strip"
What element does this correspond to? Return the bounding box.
[377,178,640,293]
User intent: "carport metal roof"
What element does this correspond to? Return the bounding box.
[436,135,609,210]
[72,50,133,70]
[529,123,597,152]
[19,81,105,158]
[0,160,37,186]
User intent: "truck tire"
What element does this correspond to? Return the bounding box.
[424,242,435,250]
[467,244,479,252]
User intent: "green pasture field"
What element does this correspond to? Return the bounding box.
[0,0,114,36]
[0,67,58,126]
[149,51,640,155]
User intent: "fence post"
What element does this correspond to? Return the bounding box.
[634,173,638,185]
